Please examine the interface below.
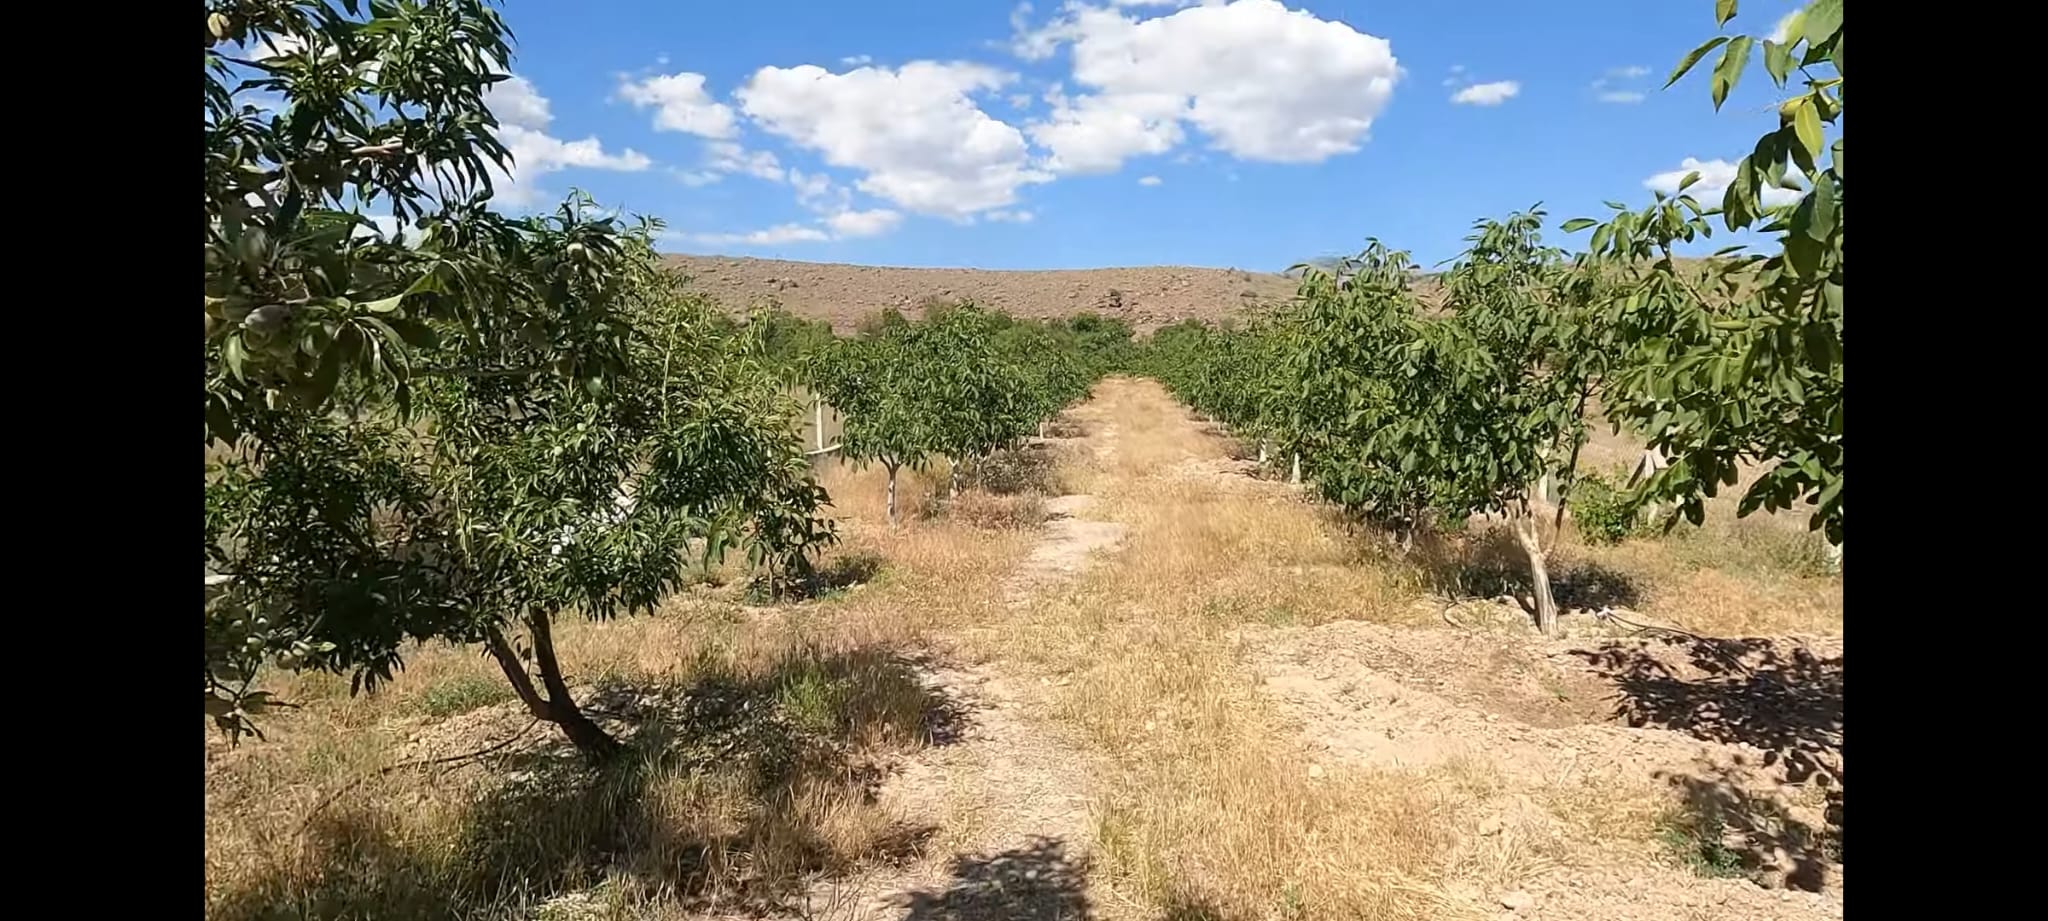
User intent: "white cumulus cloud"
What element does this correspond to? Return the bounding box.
[618,72,740,139]
[736,61,1052,220]
[687,224,833,246]
[986,209,1035,223]
[485,74,553,130]
[1643,157,1805,208]
[479,75,651,207]
[1137,175,1162,186]
[1021,0,1400,171]
[1451,80,1520,106]
[824,208,904,238]
[235,34,308,61]
[1590,65,1650,104]
[704,140,785,181]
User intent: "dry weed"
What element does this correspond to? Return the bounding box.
[206,376,1840,921]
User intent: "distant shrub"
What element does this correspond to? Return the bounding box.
[1572,470,1647,546]
[975,447,1059,495]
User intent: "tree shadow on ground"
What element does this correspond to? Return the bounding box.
[902,836,1092,921]
[1413,525,1644,612]
[1157,891,1258,920]
[813,549,886,593]
[1574,635,1843,890]
[210,646,967,921]
[1656,763,1839,892]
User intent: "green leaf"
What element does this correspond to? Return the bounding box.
[1784,230,1822,279]
[1722,156,1756,231]
[1792,98,1824,162]
[293,342,345,409]
[1829,138,1843,179]
[1678,170,1703,192]
[361,294,403,314]
[206,393,237,443]
[1715,0,1739,25]
[1804,174,1836,241]
[1776,10,1808,48]
[1710,36,1753,111]
[224,335,248,382]
[205,693,238,718]
[1802,0,1843,47]
[1763,40,1793,86]
[1666,36,1730,88]
[1559,217,1597,233]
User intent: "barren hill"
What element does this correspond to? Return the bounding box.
[661,254,1301,333]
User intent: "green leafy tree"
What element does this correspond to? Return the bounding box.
[920,304,1034,496]
[204,2,833,758]
[1422,211,1623,635]
[1285,241,1433,541]
[1566,0,1843,549]
[811,327,939,525]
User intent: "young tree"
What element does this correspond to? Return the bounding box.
[920,304,1030,497]
[1430,212,1622,635]
[1285,241,1431,538]
[810,329,939,525]
[1565,0,1843,550]
[204,3,834,758]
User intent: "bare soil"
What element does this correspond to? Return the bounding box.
[800,438,1126,919]
[1243,612,1842,919]
[662,254,1301,332]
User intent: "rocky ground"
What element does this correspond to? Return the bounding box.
[661,254,1302,332]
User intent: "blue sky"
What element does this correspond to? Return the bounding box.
[469,0,1806,270]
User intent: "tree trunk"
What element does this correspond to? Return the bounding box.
[1825,541,1843,574]
[1290,453,1302,485]
[1039,420,1046,439]
[1633,448,1669,523]
[1512,516,1560,637]
[886,462,900,526]
[485,626,552,721]
[484,620,623,762]
[949,461,960,498]
[526,611,622,761]
[814,399,825,452]
[1258,441,1268,465]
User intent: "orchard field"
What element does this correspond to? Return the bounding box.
[205,2,1842,919]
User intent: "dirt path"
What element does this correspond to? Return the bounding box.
[820,379,1841,920]
[804,425,1127,920]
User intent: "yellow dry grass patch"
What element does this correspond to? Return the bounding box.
[205,375,1840,921]
[964,379,1468,919]
[205,454,1038,921]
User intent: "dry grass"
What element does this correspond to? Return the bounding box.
[944,490,1049,530]
[205,637,940,919]
[958,379,1470,919]
[205,375,1841,921]
[206,452,1037,920]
